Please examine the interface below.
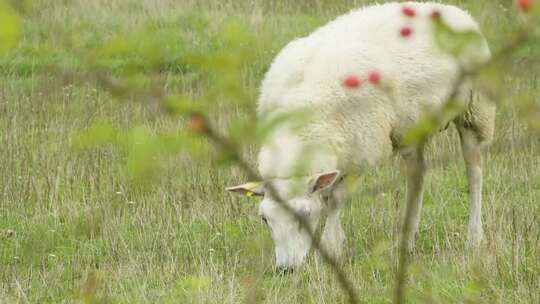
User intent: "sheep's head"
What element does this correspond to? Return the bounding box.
[226,170,341,272]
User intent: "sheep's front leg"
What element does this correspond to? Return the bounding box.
[401,147,426,253]
[321,181,347,261]
[458,128,484,249]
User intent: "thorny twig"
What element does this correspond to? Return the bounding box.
[203,123,361,304]
[392,22,535,304]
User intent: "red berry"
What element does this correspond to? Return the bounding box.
[402,6,416,17]
[400,26,413,38]
[343,75,361,88]
[516,0,532,12]
[430,10,441,20]
[368,71,381,85]
[187,114,208,133]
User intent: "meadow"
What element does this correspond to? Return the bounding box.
[1,0,539,303]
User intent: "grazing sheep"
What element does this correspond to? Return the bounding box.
[227,2,495,271]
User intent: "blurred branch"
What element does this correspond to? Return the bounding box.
[393,14,538,304]
[193,115,361,304]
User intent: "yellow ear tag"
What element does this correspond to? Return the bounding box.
[244,182,260,197]
[245,182,259,189]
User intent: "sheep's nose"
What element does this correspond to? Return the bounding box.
[275,266,295,275]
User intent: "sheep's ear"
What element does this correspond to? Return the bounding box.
[309,170,341,193]
[226,182,265,197]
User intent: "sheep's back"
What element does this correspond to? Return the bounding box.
[257,2,491,174]
[258,2,490,116]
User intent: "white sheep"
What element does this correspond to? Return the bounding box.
[227,1,495,271]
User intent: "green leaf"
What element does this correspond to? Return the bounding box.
[72,122,116,150]
[403,100,464,145]
[123,126,160,179]
[164,94,209,115]
[255,109,312,143]
[0,2,19,54]
[432,18,483,58]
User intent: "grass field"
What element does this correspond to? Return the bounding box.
[1,0,540,303]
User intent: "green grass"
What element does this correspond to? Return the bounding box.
[1,0,540,303]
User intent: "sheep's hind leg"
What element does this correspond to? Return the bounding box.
[401,147,427,253]
[458,127,484,249]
